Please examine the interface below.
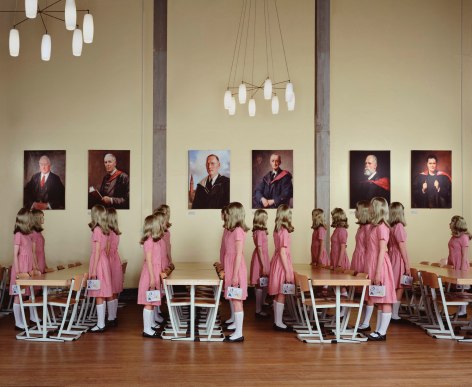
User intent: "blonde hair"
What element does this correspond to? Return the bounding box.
[331,208,348,229]
[252,209,268,234]
[355,200,371,225]
[89,205,110,235]
[140,213,166,244]
[154,209,169,233]
[450,216,472,239]
[311,208,327,230]
[226,202,250,232]
[370,197,390,227]
[274,204,294,233]
[154,204,172,228]
[106,207,122,235]
[389,202,406,227]
[13,208,32,235]
[221,206,229,229]
[31,209,44,232]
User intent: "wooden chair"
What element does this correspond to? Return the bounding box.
[422,271,468,340]
[339,272,369,340]
[57,265,65,270]
[68,264,75,269]
[195,273,224,341]
[431,262,441,267]
[44,267,55,273]
[441,264,454,269]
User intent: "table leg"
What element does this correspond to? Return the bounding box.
[42,285,48,339]
[190,285,195,341]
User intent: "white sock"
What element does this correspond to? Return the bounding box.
[154,306,164,323]
[107,300,114,321]
[13,303,25,328]
[113,299,119,319]
[96,303,106,329]
[375,310,382,332]
[341,291,348,297]
[392,301,401,319]
[378,312,392,335]
[230,311,244,340]
[255,289,263,314]
[359,305,373,328]
[29,306,39,322]
[143,308,154,335]
[225,301,234,324]
[275,301,287,328]
[340,306,346,318]
[459,305,467,315]
[227,322,236,330]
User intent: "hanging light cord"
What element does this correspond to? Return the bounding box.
[274,0,290,81]
[227,0,246,90]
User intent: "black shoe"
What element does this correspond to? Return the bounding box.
[151,324,160,331]
[367,331,386,341]
[255,312,269,319]
[449,313,468,319]
[14,325,27,331]
[89,325,106,333]
[143,331,160,338]
[107,319,117,327]
[273,323,293,332]
[224,335,244,342]
[357,325,371,332]
[29,319,42,325]
[390,318,403,324]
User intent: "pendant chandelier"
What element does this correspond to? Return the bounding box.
[224,0,295,117]
[2,0,94,61]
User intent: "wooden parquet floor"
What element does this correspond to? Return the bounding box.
[1,297,472,386]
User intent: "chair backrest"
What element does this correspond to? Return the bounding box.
[294,272,310,293]
[44,267,55,273]
[218,270,225,281]
[68,263,75,268]
[57,265,65,270]
[430,262,441,267]
[356,272,369,279]
[72,274,86,292]
[441,264,454,269]
[419,261,430,266]
[421,271,440,290]
[75,262,82,266]
[344,269,355,276]
[410,267,419,282]
[334,267,344,273]
[160,272,168,280]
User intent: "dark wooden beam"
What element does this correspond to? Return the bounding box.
[153,0,167,209]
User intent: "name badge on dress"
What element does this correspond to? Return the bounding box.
[87,279,101,290]
[227,286,243,300]
[369,285,386,297]
[12,285,25,295]
[259,276,268,287]
[281,283,295,295]
[146,289,161,302]
[400,275,413,286]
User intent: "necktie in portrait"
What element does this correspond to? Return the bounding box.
[40,175,46,188]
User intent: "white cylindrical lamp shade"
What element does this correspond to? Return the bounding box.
[83,14,94,43]
[248,98,256,117]
[285,82,294,102]
[223,90,231,110]
[287,92,295,111]
[271,95,279,115]
[229,97,236,115]
[238,83,247,104]
[72,29,83,56]
[9,29,20,57]
[41,34,51,61]
[65,0,77,31]
[263,78,272,100]
[25,0,38,18]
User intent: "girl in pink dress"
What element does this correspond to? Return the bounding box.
[31,209,47,273]
[250,209,270,318]
[447,215,471,317]
[10,208,39,330]
[388,202,411,322]
[363,197,396,341]
[268,204,295,332]
[220,206,229,268]
[88,205,113,333]
[350,201,370,273]
[311,209,328,266]
[223,202,249,342]
[105,208,123,327]
[138,213,166,338]
[330,208,350,270]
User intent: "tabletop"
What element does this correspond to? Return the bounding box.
[293,264,371,286]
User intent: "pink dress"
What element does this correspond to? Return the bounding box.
[220,229,229,268]
[9,232,34,296]
[330,228,350,269]
[268,228,294,296]
[448,234,470,270]
[88,227,112,298]
[108,231,124,294]
[32,231,46,273]
[223,227,248,300]
[250,230,270,285]
[138,237,163,306]
[388,224,407,288]
[311,227,329,265]
[351,225,367,273]
[365,223,396,304]
[161,230,171,270]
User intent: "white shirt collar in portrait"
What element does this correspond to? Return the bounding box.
[368,171,377,181]
[41,172,50,181]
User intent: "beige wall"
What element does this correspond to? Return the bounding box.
[167,0,315,263]
[463,0,472,226]
[0,0,154,287]
[331,0,466,263]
